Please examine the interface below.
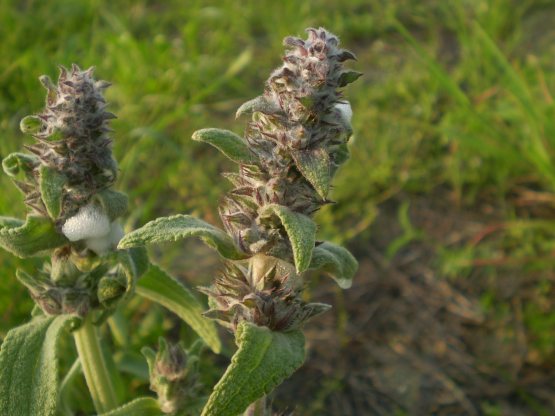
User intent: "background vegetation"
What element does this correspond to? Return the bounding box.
[2,0,555,414]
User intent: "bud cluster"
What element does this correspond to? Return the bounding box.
[201,262,330,332]
[143,338,201,414]
[220,28,360,260]
[17,246,128,317]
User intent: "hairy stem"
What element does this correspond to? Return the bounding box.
[242,255,274,416]
[107,308,129,348]
[73,316,118,413]
[244,396,267,416]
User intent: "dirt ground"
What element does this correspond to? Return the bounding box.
[274,190,555,415]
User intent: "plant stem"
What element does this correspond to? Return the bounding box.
[243,255,273,416]
[107,308,129,348]
[244,396,266,416]
[73,316,118,413]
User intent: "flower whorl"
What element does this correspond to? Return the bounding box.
[200,262,330,332]
[16,64,117,222]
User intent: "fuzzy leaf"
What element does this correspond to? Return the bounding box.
[20,115,44,134]
[39,165,67,219]
[0,315,79,416]
[99,247,149,309]
[0,216,24,228]
[201,322,305,416]
[260,204,316,273]
[2,152,38,178]
[118,214,244,260]
[334,143,351,165]
[336,50,358,62]
[99,397,161,416]
[94,189,129,221]
[337,70,363,87]
[192,128,255,165]
[309,242,358,289]
[119,246,150,280]
[0,215,68,258]
[292,147,330,198]
[331,143,351,177]
[39,75,58,104]
[115,352,150,380]
[235,95,281,118]
[136,264,222,354]
[140,347,156,375]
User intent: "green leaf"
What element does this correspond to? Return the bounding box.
[118,214,244,260]
[201,322,305,416]
[20,115,44,134]
[114,351,149,380]
[333,143,351,165]
[98,246,149,310]
[0,216,24,228]
[260,204,316,273]
[119,246,150,280]
[309,242,358,289]
[292,147,330,198]
[0,315,79,416]
[337,70,362,87]
[330,143,351,177]
[94,189,129,221]
[192,128,255,165]
[39,75,58,105]
[2,152,38,178]
[235,95,281,118]
[58,358,82,416]
[99,397,161,416]
[136,264,221,354]
[0,215,68,258]
[39,165,67,219]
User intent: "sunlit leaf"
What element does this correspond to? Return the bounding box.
[0,215,68,258]
[39,165,66,219]
[192,128,255,164]
[309,241,357,289]
[118,214,244,260]
[260,204,316,273]
[292,147,330,199]
[201,322,305,416]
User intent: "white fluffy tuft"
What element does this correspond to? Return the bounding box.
[84,222,124,255]
[61,203,111,242]
[84,235,113,255]
[335,101,352,124]
[109,222,125,246]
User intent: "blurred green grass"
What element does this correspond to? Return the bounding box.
[2,0,555,379]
